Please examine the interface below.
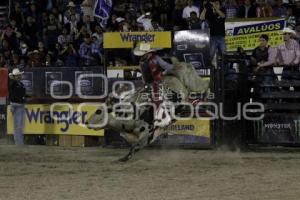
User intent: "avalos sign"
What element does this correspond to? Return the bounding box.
[103,31,172,49]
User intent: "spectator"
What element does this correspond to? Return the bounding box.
[1,23,19,51]
[188,11,202,30]
[27,1,40,23]
[0,38,11,54]
[200,0,226,59]
[137,12,154,31]
[63,1,80,24]
[272,0,287,18]
[277,27,300,90]
[224,0,238,19]
[75,26,89,48]
[45,53,54,67]
[27,50,44,67]
[107,14,119,31]
[21,16,38,49]
[11,53,24,69]
[256,0,273,18]
[9,2,24,27]
[64,43,78,67]
[251,34,277,98]
[37,41,48,62]
[155,0,172,28]
[65,14,80,37]
[18,42,29,66]
[251,34,277,81]
[58,27,72,47]
[152,21,164,31]
[81,0,94,19]
[79,15,96,35]
[182,0,200,19]
[91,35,102,64]
[92,25,104,45]
[172,0,187,30]
[53,43,65,66]
[79,34,96,66]
[43,13,61,51]
[237,0,257,18]
[117,18,131,32]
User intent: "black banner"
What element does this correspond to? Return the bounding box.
[21,67,105,100]
[173,29,211,76]
[253,114,300,144]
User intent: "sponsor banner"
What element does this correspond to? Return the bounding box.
[154,119,211,146]
[103,31,172,49]
[253,114,300,143]
[173,29,211,76]
[20,67,105,99]
[7,104,104,136]
[225,18,285,52]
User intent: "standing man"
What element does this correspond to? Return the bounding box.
[200,0,226,60]
[137,12,154,31]
[8,68,26,145]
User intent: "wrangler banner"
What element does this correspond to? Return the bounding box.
[7,104,104,136]
[225,18,285,52]
[103,31,172,49]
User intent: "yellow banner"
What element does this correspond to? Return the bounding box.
[103,31,172,49]
[162,119,210,137]
[7,104,104,136]
[225,18,285,52]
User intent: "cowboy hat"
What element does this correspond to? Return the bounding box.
[67,1,76,7]
[116,17,125,23]
[282,27,296,36]
[9,68,24,78]
[133,43,161,56]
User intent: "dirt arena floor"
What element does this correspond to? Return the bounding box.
[1,141,300,200]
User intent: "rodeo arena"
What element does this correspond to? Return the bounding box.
[2,0,300,199]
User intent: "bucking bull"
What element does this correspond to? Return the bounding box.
[86,58,209,162]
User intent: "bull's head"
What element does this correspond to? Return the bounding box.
[86,106,108,130]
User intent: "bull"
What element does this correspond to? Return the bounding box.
[86,58,209,162]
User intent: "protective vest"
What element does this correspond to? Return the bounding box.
[141,55,163,83]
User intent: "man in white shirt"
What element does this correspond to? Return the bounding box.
[137,12,154,31]
[182,0,200,19]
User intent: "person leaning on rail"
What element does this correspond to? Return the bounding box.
[251,34,278,100]
[276,27,300,92]
[8,68,28,146]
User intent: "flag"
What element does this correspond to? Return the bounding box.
[94,0,113,27]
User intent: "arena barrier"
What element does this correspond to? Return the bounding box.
[219,55,300,146]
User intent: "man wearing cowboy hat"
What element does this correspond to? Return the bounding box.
[133,43,175,128]
[133,43,173,93]
[277,27,300,91]
[8,68,27,145]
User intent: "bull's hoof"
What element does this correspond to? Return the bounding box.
[118,154,132,162]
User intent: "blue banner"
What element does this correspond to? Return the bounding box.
[94,0,112,27]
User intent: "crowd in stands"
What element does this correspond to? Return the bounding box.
[1,0,300,70]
